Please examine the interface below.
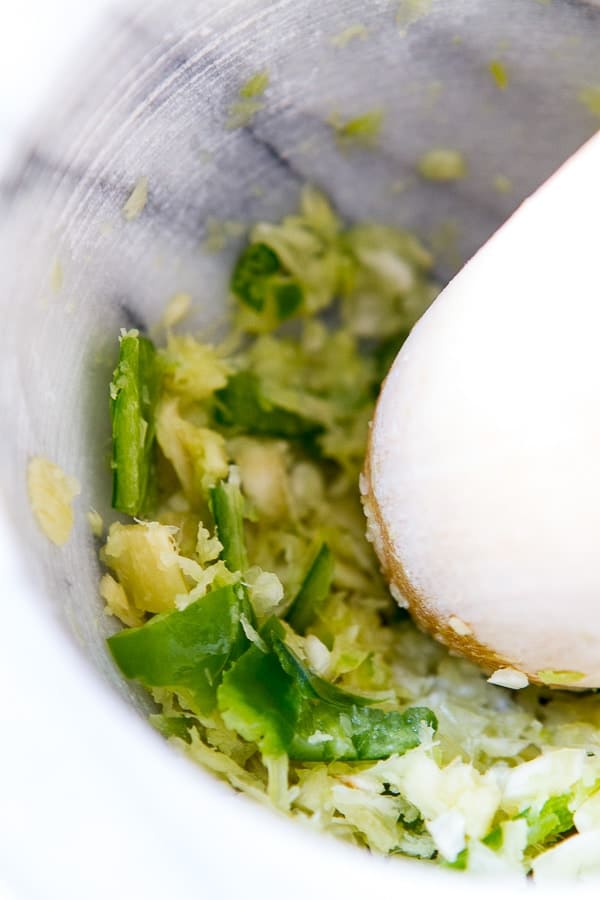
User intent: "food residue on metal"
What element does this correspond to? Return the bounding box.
[27,457,80,546]
[488,60,509,90]
[329,109,384,150]
[50,258,63,294]
[578,86,600,118]
[202,218,246,253]
[161,292,192,329]
[122,177,149,221]
[329,23,369,48]
[87,508,104,538]
[493,174,513,194]
[417,148,467,182]
[397,0,433,35]
[227,70,270,129]
[239,70,270,99]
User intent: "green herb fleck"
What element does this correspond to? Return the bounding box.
[417,148,467,182]
[239,70,270,98]
[488,60,508,89]
[227,71,270,129]
[483,825,503,850]
[230,242,304,326]
[227,100,264,129]
[578,86,600,118]
[329,110,384,150]
[443,847,468,870]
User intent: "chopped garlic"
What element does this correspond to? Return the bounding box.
[428,809,466,862]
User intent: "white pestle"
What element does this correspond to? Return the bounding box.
[363,131,600,691]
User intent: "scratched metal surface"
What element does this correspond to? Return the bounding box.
[1,0,599,770]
